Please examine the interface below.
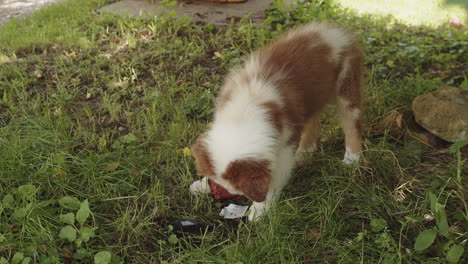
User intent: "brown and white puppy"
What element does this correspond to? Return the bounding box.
[190,22,363,221]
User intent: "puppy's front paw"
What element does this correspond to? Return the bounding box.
[248,202,267,222]
[189,177,210,195]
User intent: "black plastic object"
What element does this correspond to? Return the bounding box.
[169,219,207,234]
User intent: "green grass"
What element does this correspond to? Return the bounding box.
[0,0,108,54]
[335,0,468,27]
[0,0,467,263]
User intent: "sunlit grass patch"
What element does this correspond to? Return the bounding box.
[0,0,108,54]
[335,0,467,27]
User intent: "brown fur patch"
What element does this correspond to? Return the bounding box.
[337,44,363,106]
[259,33,338,148]
[355,119,362,135]
[299,114,321,150]
[261,101,283,133]
[191,136,215,177]
[222,159,271,202]
[255,27,363,149]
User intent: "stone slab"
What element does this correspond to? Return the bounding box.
[99,0,296,26]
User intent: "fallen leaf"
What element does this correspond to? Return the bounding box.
[60,248,73,259]
[396,112,403,128]
[213,51,223,58]
[33,70,42,78]
[307,228,321,241]
[67,52,77,59]
[424,214,435,221]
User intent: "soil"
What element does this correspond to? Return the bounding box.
[99,0,296,26]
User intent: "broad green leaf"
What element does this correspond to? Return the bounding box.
[370,218,388,232]
[2,194,14,204]
[16,185,37,199]
[435,203,449,237]
[58,196,81,210]
[386,60,395,68]
[168,234,178,244]
[414,228,438,251]
[59,225,77,242]
[78,227,96,242]
[0,257,7,264]
[21,257,31,264]
[94,251,111,264]
[446,244,464,264]
[0,234,5,243]
[76,199,90,225]
[449,140,468,153]
[12,253,24,264]
[110,254,123,264]
[60,213,75,225]
[76,237,83,247]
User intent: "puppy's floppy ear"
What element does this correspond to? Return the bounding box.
[191,136,215,176]
[223,159,271,202]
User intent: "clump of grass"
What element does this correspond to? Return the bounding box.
[0,0,108,54]
[0,0,467,263]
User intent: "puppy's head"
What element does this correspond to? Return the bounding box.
[191,136,271,202]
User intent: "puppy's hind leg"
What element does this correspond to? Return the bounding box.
[337,98,362,164]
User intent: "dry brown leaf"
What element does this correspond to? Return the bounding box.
[307,227,321,241]
[213,51,223,58]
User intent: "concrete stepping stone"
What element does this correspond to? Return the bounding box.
[99,0,296,26]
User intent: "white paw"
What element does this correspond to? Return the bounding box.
[248,202,267,222]
[189,177,210,195]
[342,148,360,165]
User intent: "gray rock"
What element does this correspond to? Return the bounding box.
[412,86,468,142]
